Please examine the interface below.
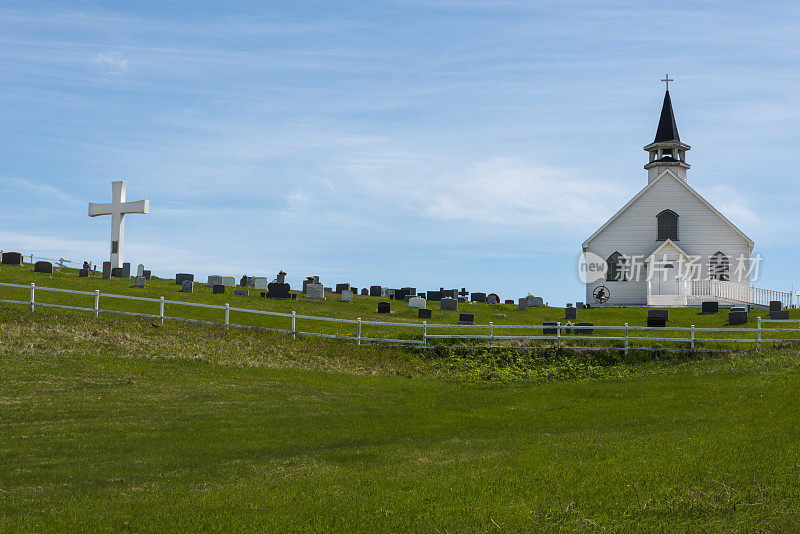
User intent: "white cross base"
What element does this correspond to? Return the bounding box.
[88,181,149,269]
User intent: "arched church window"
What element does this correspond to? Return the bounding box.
[709,252,729,281]
[657,210,679,241]
[606,252,628,282]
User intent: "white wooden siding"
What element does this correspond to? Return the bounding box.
[584,172,752,306]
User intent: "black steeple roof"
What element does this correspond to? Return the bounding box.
[654,90,680,143]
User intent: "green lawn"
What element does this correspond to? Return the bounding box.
[2,264,800,531]
[1,308,799,531]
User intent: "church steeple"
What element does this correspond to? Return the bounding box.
[644,79,690,183]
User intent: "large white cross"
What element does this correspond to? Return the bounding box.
[88,181,149,269]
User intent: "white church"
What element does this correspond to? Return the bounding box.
[582,85,786,308]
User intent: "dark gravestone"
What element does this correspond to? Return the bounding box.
[181,280,194,293]
[143,270,151,280]
[647,310,669,327]
[458,313,475,325]
[770,300,783,312]
[361,288,369,296]
[574,322,594,335]
[543,322,558,335]
[459,288,469,298]
[426,291,442,302]
[34,261,53,274]
[518,298,527,311]
[471,292,487,303]
[103,261,112,279]
[565,307,577,320]
[351,288,358,295]
[212,284,225,294]
[324,287,333,293]
[265,282,291,300]
[487,293,500,305]
[418,308,432,319]
[395,289,410,301]
[701,301,719,314]
[402,287,416,297]
[335,283,350,294]
[111,267,123,278]
[378,302,390,314]
[442,289,457,299]
[576,302,585,309]
[729,308,748,325]
[121,263,131,278]
[369,285,382,297]
[505,299,514,304]
[240,275,251,287]
[176,273,194,285]
[234,290,249,296]
[770,310,790,320]
[78,268,89,277]
[1,252,23,265]
[302,277,316,294]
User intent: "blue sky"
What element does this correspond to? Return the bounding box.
[2,1,800,302]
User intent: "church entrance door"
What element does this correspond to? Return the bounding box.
[652,262,680,295]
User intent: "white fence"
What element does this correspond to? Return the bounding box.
[0,250,87,272]
[1,282,799,353]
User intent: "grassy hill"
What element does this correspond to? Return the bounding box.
[1,262,800,531]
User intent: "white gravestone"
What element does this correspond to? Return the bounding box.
[408,296,426,309]
[88,181,149,269]
[221,276,236,287]
[137,264,145,277]
[306,283,325,299]
[253,277,268,290]
[341,289,353,302]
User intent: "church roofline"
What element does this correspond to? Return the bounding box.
[582,169,755,252]
[643,140,691,151]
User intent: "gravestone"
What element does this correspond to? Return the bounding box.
[78,268,89,277]
[426,290,442,301]
[402,287,416,296]
[543,322,558,335]
[208,275,222,286]
[221,276,236,287]
[442,289,457,299]
[459,288,469,298]
[122,262,131,278]
[408,296,426,309]
[137,264,145,277]
[335,283,350,294]
[240,275,251,287]
[701,301,719,314]
[565,306,577,320]
[306,283,325,299]
[276,271,287,284]
[458,313,475,325]
[471,292,487,303]
[341,289,353,303]
[418,308,432,319]
[254,278,268,290]
[303,277,315,294]
[729,307,748,325]
[143,270,151,280]
[770,310,790,320]
[487,294,499,305]
[647,310,669,327]
[381,287,391,298]
[440,297,458,311]
[34,261,53,274]
[103,261,112,279]
[212,284,225,294]
[351,287,358,295]
[265,283,291,300]
[377,302,390,314]
[234,290,249,296]
[369,285,382,297]
[394,289,409,301]
[770,300,783,312]
[181,280,194,293]
[575,322,594,335]
[176,273,194,285]
[576,302,585,309]
[527,296,544,307]
[518,298,527,311]
[111,267,123,278]
[504,299,514,304]
[1,252,23,265]
[134,276,146,288]
[361,288,369,296]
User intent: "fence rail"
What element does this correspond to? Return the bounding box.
[2,282,800,353]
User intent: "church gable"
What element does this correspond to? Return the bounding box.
[583,170,753,258]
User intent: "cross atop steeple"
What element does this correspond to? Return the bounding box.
[661,74,674,91]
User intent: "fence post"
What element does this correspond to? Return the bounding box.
[489,321,494,348]
[159,297,165,325]
[423,321,427,348]
[30,283,35,313]
[291,311,296,340]
[357,317,361,346]
[556,322,561,349]
[30,253,34,265]
[225,303,230,330]
[757,315,762,350]
[690,324,695,350]
[94,290,100,319]
[624,322,629,356]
